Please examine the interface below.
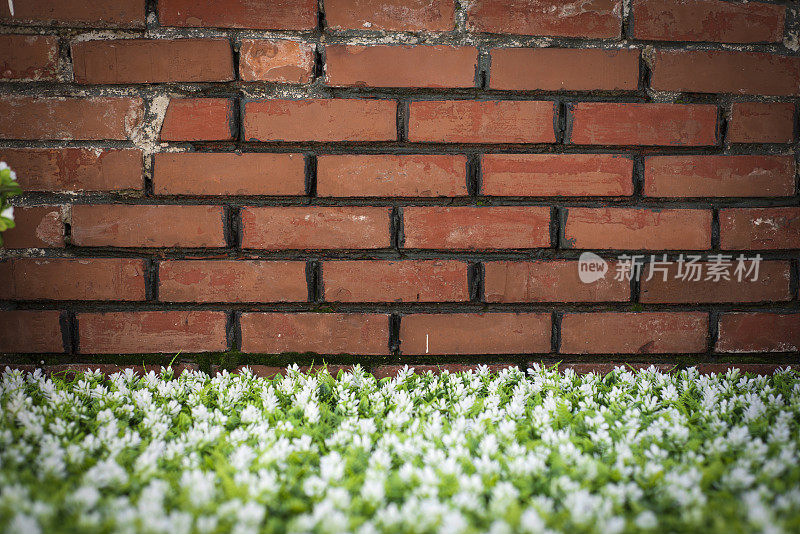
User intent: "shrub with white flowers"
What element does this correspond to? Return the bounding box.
[0,161,21,246]
[1,364,799,533]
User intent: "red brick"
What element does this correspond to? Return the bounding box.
[239,39,314,83]
[650,50,800,96]
[241,313,390,354]
[159,260,307,302]
[0,258,146,301]
[0,311,63,353]
[72,39,233,84]
[644,155,795,198]
[0,96,143,140]
[403,206,551,249]
[0,0,145,27]
[241,207,391,249]
[326,45,477,88]
[323,260,468,302]
[400,313,550,355]
[161,98,235,141]
[482,154,633,196]
[696,363,786,375]
[640,260,792,303]
[719,207,800,250]
[569,102,718,146]
[717,313,800,353]
[1,206,64,248]
[78,311,228,354]
[317,154,468,197]
[244,99,396,142]
[153,153,305,196]
[373,363,517,378]
[728,102,795,144]
[563,207,712,250]
[466,0,622,38]
[484,260,630,302]
[71,205,226,248]
[0,35,58,80]
[159,0,317,29]
[633,0,785,43]
[408,100,555,143]
[561,312,708,354]
[325,0,453,31]
[491,48,639,91]
[3,148,142,192]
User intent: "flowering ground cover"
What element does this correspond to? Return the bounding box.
[0,364,799,533]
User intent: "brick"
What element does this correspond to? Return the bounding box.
[484,260,629,302]
[159,0,317,30]
[72,39,233,84]
[633,0,785,43]
[560,312,708,354]
[719,207,800,250]
[650,50,800,96]
[241,207,391,249]
[644,155,795,198]
[1,206,64,248]
[728,102,795,144]
[403,206,551,249]
[0,96,143,140]
[325,45,478,88]
[400,313,550,355]
[78,311,228,354]
[240,313,390,354]
[153,153,305,196]
[0,35,58,80]
[239,39,314,83]
[323,260,468,302]
[490,48,639,91]
[640,260,791,303]
[244,99,396,142]
[3,148,142,192]
[373,363,517,378]
[569,102,718,146]
[0,258,146,301]
[466,0,622,38]
[408,100,555,143]
[161,98,235,141]
[0,311,64,353]
[563,207,711,250]
[159,260,307,302]
[317,154,468,197]
[71,205,226,248]
[717,313,800,353]
[482,154,633,196]
[325,0,453,31]
[0,0,145,27]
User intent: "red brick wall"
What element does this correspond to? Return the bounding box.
[0,0,798,374]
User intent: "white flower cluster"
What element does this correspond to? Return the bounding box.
[0,364,799,533]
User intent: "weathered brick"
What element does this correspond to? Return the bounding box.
[569,102,718,145]
[719,207,800,250]
[716,313,800,353]
[317,154,468,197]
[244,99,396,142]
[403,206,551,249]
[71,205,226,248]
[408,100,555,143]
[241,207,391,249]
[0,0,145,27]
[78,311,228,354]
[153,153,305,195]
[1,206,64,248]
[562,207,712,250]
[482,154,633,196]
[325,45,478,88]
[239,39,314,83]
[240,313,390,354]
[324,0,454,31]
[0,96,143,140]
[0,311,64,353]
[400,313,551,354]
[160,98,235,141]
[560,312,709,354]
[159,0,317,29]
[72,39,233,84]
[159,260,307,302]
[728,102,795,144]
[490,48,639,91]
[0,35,59,80]
[644,155,795,197]
[323,260,468,302]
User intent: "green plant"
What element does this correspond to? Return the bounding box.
[0,162,21,246]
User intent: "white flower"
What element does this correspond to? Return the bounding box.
[0,206,13,221]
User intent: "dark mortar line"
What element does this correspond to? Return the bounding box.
[790,259,799,302]
[555,100,567,144]
[58,311,72,354]
[711,209,721,250]
[396,100,409,142]
[390,207,403,250]
[223,205,242,249]
[632,154,645,198]
[389,314,401,354]
[68,311,79,355]
[226,311,241,351]
[466,154,481,196]
[549,206,561,249]
[304,154,318,197]
[551,311,562,353]
[145,258,159,301]
[467,262,484,302]
[305,260,321,303]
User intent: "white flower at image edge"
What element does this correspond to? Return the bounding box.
[1,206,14,222]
